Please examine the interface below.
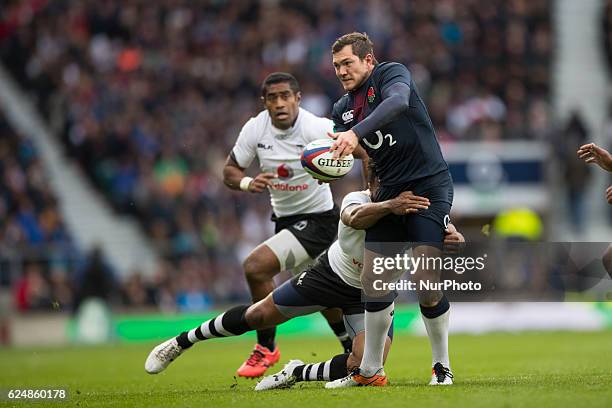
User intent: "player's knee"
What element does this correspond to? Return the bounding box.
[417,290,443,307]
[245,304,267,329]
[360,273,387,298]
[243,254,273,283]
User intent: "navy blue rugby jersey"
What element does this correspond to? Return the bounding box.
[331,62,448,187]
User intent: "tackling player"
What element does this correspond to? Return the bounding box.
[145,166,464,389]
[326,32,455,387]
[221,72,355,377]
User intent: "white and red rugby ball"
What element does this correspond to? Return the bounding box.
[300,139,354,182]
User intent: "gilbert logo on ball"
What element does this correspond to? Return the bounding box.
[300,139,354,182]
[276,163,293,180]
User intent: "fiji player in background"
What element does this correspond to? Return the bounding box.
[327,32,455,387]
[219,72,356,377]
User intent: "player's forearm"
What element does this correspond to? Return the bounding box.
[346,202,392,230]
[352,83,410,139]
[604,153,612,171]
[223,164,247,191]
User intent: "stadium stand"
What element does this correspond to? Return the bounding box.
[0,113,77,311]
[0,0,553,310]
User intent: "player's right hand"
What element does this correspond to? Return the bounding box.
[248,173,276,193]
[577,143,612,172]
[328,130,359,159]
[388,191,430,215]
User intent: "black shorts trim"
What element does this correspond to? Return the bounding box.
[273,205,340,258]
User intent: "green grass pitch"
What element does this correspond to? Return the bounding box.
[0,331,611,407]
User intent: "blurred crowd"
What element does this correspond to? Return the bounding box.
[0,113,243,313]
[0,0,561,312]
[0,113,75,312]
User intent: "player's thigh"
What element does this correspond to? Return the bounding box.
[282,206,340,261]
[361,247,402,303]
[365,202,449,245]
[245,294,290,329]
[273,206,340,276]
[243,242,281,282]
[263,229,312,274]
[365,213,410,244]
[402,206,448,244]
[273,255,360,318]
[404,216,447,305]
[363,214,410,296]
[271,273,326,319]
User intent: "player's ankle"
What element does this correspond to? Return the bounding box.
[359,367,384,377]
[175,332,193,349]
[292,365,306,381]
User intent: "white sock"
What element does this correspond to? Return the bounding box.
[360,303,394,377]
[422,308,450,368]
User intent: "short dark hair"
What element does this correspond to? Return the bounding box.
[261,72,301,97]
[332,32,376,61]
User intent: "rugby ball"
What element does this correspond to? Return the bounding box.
[300,139,354,182]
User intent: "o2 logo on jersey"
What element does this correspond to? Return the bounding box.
[276,163,294,180]
[363,130,397,150]
[443,214,450,229]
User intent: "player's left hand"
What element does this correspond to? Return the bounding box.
[443,224,465,254]
[328,130,359,159]
[606,185,612,204]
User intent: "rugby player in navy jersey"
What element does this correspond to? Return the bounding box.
[326,32,455,387]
